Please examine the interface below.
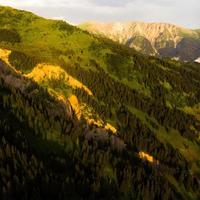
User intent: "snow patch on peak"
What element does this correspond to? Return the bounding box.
[113,23,125,32]
[195,57,200,63]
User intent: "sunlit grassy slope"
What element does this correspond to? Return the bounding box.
[0,6,200,199]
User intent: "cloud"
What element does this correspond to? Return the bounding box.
[91,0,132,7]
[0,0,44,7]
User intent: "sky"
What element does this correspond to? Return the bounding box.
[0,0,199,28]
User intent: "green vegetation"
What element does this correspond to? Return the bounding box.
[9,50,39,73]
[0,28,21,44]
[0,6,200,199]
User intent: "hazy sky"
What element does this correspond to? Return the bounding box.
[0,0,199,28]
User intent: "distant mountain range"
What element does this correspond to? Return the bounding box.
[80,22,200,62]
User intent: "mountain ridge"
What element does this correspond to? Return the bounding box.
[80,21,200,61]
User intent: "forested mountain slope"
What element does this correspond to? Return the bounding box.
[0,6,200,199]
[80,22,200,62]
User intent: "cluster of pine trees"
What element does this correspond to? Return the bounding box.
[1,60,198,199]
